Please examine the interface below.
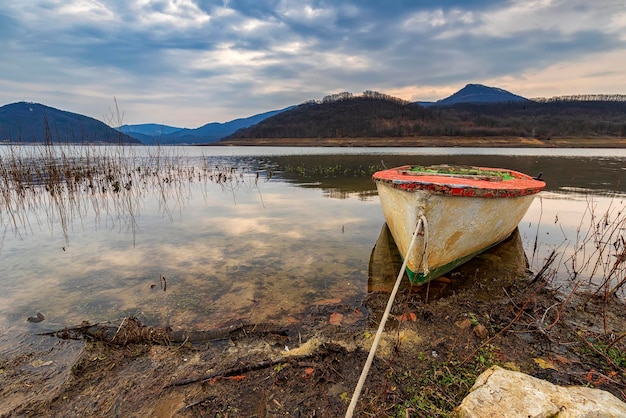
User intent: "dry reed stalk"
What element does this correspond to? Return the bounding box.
[0,140,264,247]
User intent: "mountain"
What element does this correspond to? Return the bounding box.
[223,95,438,140]
[116,123,183,145]
[433,84,529,106]
[0,102,140,144]
[222,90,626,143]
[5,83,624,146]
[120,107,293,145]
[117,123,182,136]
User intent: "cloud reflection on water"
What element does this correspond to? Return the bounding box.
[1,169,378,336]
[1,147,625,343]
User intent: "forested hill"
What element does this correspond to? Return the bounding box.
[223,94,626,142]
[0,102,140,144]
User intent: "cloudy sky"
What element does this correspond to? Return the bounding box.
[1,1,625,128]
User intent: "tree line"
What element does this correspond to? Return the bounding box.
[223,95,626,141]
[533,94,626,103]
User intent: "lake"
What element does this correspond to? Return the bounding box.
[1,145,625,355]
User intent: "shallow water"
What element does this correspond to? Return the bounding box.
[1,145,625,355]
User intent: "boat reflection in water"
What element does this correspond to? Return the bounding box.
[368,223,528,301]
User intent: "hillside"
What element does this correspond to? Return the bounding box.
[222,93,626,144]
[224,95,438,139]
[118,107,292,145]
[0,102,139,144]
[4,84,626,146]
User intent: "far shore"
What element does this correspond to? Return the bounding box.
[1,136,625,148]
[212,136,626,148]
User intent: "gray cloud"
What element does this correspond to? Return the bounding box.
[0,0,624,126]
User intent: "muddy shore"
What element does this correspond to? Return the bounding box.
[213,136,626,148]
[2,229,626,417]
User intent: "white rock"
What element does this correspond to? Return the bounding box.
[454,365,626,418]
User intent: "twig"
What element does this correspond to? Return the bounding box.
[457,285,541,367]
[544,281,580,332]
[111,317,127,343]
[607,332,626,351]
[538,303,560,335]
[577,332,623,371]
[530,249,557,284]
[164,353,314,388]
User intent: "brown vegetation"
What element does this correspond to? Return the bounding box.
[221,96,626,144]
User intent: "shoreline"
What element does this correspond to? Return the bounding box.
[1,136,625,148]
[212,136,626,148]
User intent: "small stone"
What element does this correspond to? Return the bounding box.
[27,312,45,323]
[473,324,489,340]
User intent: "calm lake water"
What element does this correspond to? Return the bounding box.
[1,145,625,354]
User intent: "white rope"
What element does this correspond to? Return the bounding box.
[345,215,428,417]
[418,214,429,277]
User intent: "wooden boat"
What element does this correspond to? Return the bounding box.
[372,164,545,284]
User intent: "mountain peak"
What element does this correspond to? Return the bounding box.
[436,84,529,105]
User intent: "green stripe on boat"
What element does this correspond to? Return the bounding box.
[405,241,504,285]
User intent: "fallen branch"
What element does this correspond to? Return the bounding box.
[164,353,315,389]
[39,317,288,346]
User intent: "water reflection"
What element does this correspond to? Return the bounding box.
[520,192,626,295]
[0,146,625,357]
[268,154,626,196]
[271,153,626,297]
[0,169,378,345]
[368,223,528,301]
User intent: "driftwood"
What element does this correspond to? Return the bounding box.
[39,317,289,346]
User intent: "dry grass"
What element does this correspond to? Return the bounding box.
[0,143,265,245]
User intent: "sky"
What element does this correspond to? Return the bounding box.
[1,0,625,128]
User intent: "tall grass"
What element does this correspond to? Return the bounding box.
[531,193,626,302]
[0,143,264,246]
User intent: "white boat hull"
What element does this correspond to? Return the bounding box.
[375,181,537,284]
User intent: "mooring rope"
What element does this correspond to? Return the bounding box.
[345,215,428,417]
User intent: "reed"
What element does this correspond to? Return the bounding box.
[0,142,265,246]
[530,193,626,308]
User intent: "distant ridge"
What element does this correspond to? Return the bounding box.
[434,84,529,106]
[3,83,626,145]
[116,123,183,145]
[117,123,182,136]
[0,102,139,144]
[119,107,293,145]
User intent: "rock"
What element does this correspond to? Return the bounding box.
[27,312,45,323]
[472,324,489,340]
[455,365,626,418]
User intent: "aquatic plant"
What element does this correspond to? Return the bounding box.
[530,194,626,299]
[0,142,268,246]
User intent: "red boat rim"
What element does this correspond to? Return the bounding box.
[372,165,546,198]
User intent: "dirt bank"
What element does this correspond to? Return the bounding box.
[214,136,626,148]
[2,233,626,417]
